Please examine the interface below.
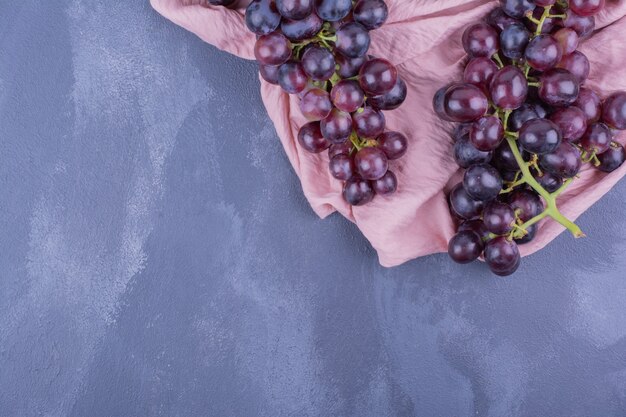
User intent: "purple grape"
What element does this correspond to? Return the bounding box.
[329,142,353,158]
[359,58,398,96]
[353,0,388,30]
[483,201,516,235]
[509,103,541,132]
[540,141,582,178]
[490,65,528,110]
[329,154,355,180]
[259,64,280,84]
[453,123,473,142]
[343,177,375,205]
[444,83,489,122]
[335,54,366,78]
[508,189,544,221]
[245,0,282,35]
[462,23,500,58]
[254,32,292,66]
[597,142,626,172]
[315,0,352,21]
[301,45,336,81]
[549,107,587,142]
[300,88,333,121]
[557,51,590,83]
[208,0,237,6]
[516,224,538,244]
[455,134,493,168]
[470,116,504,151]
[539,69,580,107]
[331,80,365,113]
[500,22,530,60]
[458,219,490,241]
[298,122,330,153]
[353,107,385,138]
[485,236,521,276]
[534,170,563,192]
[575,87,602,123]
[569,0,605,17]
[368,78,407,110]
[487,7,518,31]
[448,231,484,264]
[525,35,563,71]
[579,123,612,154]
[535,0,556,6]
[553,28,579,55]
[336,22,371,58]
[562,10,595,38]
[276,0,313,20]
[449,183,486,220]
[355,146,388,180]
[602,91,626,130]
[321,108,353,144]
[433,84,455,122]
[492,141,523,171]
[463,163,503,201]
[500,0,535,19]
[372,170,397,195]
[518,118,562,155]
[377,131,408,160]
[281,14,323,41]
[278,61,308,94]
[464,57,499,90]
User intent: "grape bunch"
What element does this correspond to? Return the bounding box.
[434,0,626,276]
[245,0,408,206]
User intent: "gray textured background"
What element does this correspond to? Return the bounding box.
[1,1,626,416]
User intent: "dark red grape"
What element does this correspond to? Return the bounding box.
[534,170,562,192]
[575,87,602,123]
[535,0,556,6]
[335,54,366,78]
[597,142,626,172]
[483,201,516,235]
[259,64,280,84]
[500,0,535,19]
[579,123,612,154]
[569,0,605,17]
[301,45,336,81]
[519,118,562,154]
[355,146,388,180]
[557,51,590,83]
[353,0,388,30]
[298,121,330,153]
[321,108,353,144]
[458,219,490,241]
[464,57,499,89]
[602,91,626,130]
[329,154,355,180]
[525,35,563,71]
[372,170,397,195]
[433,84,455,122]
[353,107,385,138]
[562,10,595,38]
[485,236,521,276]
[549,107,587,143]
[254,32,292,66]
[515,224,538,244]
[245,0,282,35]
[500,22,530,60]
[553,28,579,55]
[278,61,308,94]
[463,163,503,201]
[368,78,407,110]
[508,189,544,221]
[281,14,323,41]
[462,23,500,58]
[343,177,375,205]
[315,0,352,21]
[455,135,493,168]
[444,83,489,122]
[300,88,333,121]
[449,183,486,220]
[540,141,582,178]
[539,69,580,107]
[487,7,519,31]
[448,231,484,264]
[377,131,408,160]
[331,80,365,113]
[336,22,371,58]
[509,103,541,132]
[329,142,353,158]
[470,116,505,151]
[359,58,398,95]
[490,65,528,110]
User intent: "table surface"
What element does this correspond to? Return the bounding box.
[1,1,626,416]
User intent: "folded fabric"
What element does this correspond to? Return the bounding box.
[151,0,626,267]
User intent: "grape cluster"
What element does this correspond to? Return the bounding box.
[435,0,626,276]
[245,0,408,206]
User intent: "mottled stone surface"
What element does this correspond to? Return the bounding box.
[1,1,625,416]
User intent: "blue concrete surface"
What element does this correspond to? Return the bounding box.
[1,1,625,416]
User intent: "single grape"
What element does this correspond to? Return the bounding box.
[500,22,530,60]
[509,103,541,132]
[464,57,499,90]
[470,116,505,151]
[377,131,408,160]
[462,23,500,58]
[276,0,313,20]
[353,107,386,138]
[463,163,503,201]
[492,141,525,171]
[569,0,605,17]
[449,183,486,220]
[353,0,388,30]
[518,118,562,154]
[321,109,353,144]
[525,35,563,72]
[336,22,371,58]
[329,154,355,180]
[368,78,407,110]
[453,123,473,142]
[507,189,544,221]
[359,58,398,96]
[579,123,612,154]
[455,135,493,168]
[533,170,563,192]
[458,219,490,241]
[490,65,528,110]
[298,122,331,153]
[557,51,590,83]
[301,45,336,81]
[278,61,308,94]
[355,146,389,180]
[562,10,595,38]
[540,141,582,178]
[597,142,626,172]
[515,224,538,244]
[254,32,292,66]
[300,88,333,121]
[602,91,626,130]
[553,28,579,55]
[259,64,280,84]
[315,0,352,21]
[331,80,365,113]
[487,7,519,31]
[329,142,353,158]
[281,14,324,41]
[531,101,550,119]
[483,201,516,235]
[575,87,602,123]
[448,231,484,264]
[433,84,455,122]
[343,177,375,205]
[500,0,535,19]
[245,0,282,35]
[444,83,489,122]
[484,236,521,276]
[335,54,366,78]
[548,107,586,143]
[372,170,397,195]
[539,69,580,107]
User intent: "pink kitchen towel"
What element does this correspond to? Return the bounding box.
[151,0,626,267]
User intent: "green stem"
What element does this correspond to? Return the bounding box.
[535,5,552,34]
[493,53,504,68]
